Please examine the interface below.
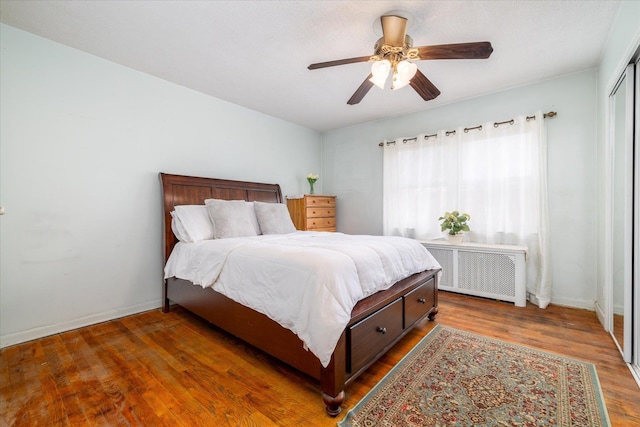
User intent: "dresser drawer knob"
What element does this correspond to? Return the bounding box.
[418,298,426,304]
[376,326,387,334]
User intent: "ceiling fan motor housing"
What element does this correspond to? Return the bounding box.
[372,36,417,63]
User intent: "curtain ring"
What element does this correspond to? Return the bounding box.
[464,125,483,133]
[493,119,514,128]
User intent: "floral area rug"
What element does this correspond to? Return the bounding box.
[338,325,610,427]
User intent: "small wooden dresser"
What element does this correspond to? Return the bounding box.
[287,195,336,231]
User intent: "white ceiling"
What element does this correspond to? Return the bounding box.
[0,1,622,132]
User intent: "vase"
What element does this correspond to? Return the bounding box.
[445,233,464,244]
[309,181,315,194]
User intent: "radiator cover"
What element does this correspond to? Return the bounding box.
[421,240,527,307]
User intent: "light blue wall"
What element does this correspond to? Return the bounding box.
[322,70,598,309]
[0,24,321,346]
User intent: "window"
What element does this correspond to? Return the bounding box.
[383,112,551,307]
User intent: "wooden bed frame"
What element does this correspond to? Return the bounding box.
[160,173,440,416]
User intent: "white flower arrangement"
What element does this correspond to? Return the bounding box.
[306,173,319,194]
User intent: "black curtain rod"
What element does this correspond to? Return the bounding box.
[378,111,557,146]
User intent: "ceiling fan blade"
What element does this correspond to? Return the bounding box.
[381,15,408,47]
[416,42,493,60]
[308,56,371,70]
[410,70,441,101]
[347,74,375,105]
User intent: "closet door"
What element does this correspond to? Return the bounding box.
[633,58,639,375]
[610,63,634,363]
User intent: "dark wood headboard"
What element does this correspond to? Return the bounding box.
[160,173,283,262]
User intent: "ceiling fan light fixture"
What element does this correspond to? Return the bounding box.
[391,60,418,90]
[369,59,391,89]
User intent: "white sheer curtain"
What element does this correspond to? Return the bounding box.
[383,112,551,308]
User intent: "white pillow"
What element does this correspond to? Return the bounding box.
[245,202,262,235]
[170,212,190,242]
[254,202,296,234]
[205,199,258,239]
[172,205,214,242]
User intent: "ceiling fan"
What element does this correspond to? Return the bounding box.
[307,14,493,105]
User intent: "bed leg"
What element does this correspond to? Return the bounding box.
[321,332,346,416]
[322,391,344,417]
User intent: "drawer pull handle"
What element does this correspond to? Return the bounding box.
[376,327,387,334]
[418,298,426,304]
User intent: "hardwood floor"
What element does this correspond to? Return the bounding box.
[2,291,639,426]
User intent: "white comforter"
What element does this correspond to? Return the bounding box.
[164,231,440,367]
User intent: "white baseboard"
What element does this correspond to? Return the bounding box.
[549,296,596,311]
[594,300,608,330]
[0,300,161,349]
